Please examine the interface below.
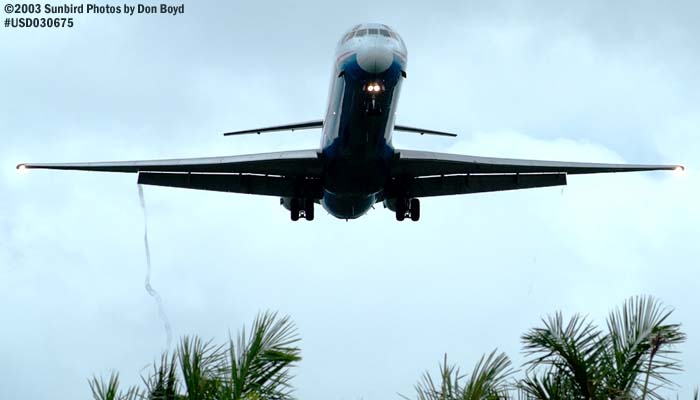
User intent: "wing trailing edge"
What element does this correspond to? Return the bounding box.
[387,173,567,198]
[138,172,323,199]
[388,149,683,198]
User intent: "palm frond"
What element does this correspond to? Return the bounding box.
[461,350,514,400]
[605,295,686,400]
[178,336,225,399]
[407,354,462,400]
[142,353,179,400]
[220,311,301,400]
[406,351,513,400]
[521,312,606,399]
[517,368,579,400]
[89,372,142,400]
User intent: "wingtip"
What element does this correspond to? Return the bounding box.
[16,163,27,171]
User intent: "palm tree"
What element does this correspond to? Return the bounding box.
[406,295,689,400]
[89,372,143,400]
[89,311,301,400]
[216,311,301,400]
[520,295,686,400]
[91,297,693,400]
[402,350,515,400]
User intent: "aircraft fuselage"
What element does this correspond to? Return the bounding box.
[319,23,408,219]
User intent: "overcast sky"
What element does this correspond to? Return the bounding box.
[1,1,698,398]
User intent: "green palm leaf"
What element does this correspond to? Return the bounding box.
[408,354,461,400]
[604,295,686,400]
[142,353,180,400]
[405,351,513,400]
[178,336,225,399]
[518,368,579,400]
[89,371,142,400]
[522,312,606,399]
[219,311,302,400]
[461,350,515,400]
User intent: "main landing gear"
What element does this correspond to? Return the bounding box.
[290,198,314,221]
[395,198,420,222]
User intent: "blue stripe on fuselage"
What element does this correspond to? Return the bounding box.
[322,55,403,161]
[319,55,404,219]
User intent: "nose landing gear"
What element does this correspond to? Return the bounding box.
[290,198,315,221]
[366,98,383,116]
[395,198,420,221]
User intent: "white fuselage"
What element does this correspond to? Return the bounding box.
[317,23,409,219]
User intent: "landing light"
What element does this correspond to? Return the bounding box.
[673,165,686,175]
[366,83,383,93]
[17,164,27,172]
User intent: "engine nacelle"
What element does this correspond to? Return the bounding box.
[280,197,293,211]
[383,198,397,212]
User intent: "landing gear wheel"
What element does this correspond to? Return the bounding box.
[395,198,407,221]
[290,198,300,221]
[410,198,420,221]
[304,199,314,221]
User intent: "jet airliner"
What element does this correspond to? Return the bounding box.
[18,23,683,221]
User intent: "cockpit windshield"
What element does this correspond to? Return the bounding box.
[342,26,397,43]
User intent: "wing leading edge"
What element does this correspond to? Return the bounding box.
[17,149,322,175]
[17,149,323,198]
[389,149,683,198]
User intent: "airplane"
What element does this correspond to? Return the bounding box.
[17,23,683,222]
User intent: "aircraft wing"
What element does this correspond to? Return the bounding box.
[389,149,683,198]
[17,149,324,198]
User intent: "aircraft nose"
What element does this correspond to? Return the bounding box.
[357,45,393,74]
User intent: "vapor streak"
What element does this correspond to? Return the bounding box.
[138,184,173,349]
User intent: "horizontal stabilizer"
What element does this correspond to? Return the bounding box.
[223,120,323,136]
[221,120,458,137]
